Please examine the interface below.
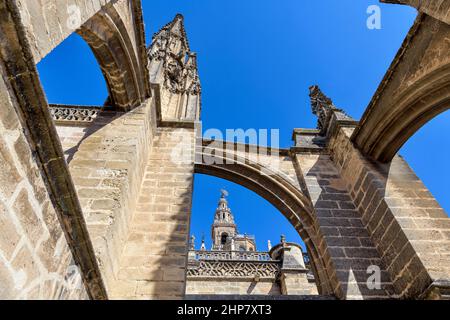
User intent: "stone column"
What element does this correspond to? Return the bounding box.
[110,126,197,299]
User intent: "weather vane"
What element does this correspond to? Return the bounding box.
[220,189,229,198]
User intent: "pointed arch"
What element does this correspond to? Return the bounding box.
[194,142,336,295]
[77,1,150,110]
[353,14,450,162]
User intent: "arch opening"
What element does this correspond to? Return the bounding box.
[189,174,322,297]
[77,4,149,110]
[37,3,149,111]
[190,143,337,296]
[369,64,450,162]
[220,233,229,245]
[37,33,108,106]
[400,110,450,216]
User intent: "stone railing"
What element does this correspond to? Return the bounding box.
[191,250,273,262]
[191,250,311,265]
[49,104,103,124]
[187,260,281,279]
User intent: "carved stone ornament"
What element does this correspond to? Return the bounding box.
[49,105,102,123]
[309,85,352,135]
[187,261,281,279]
[148,14,201,96]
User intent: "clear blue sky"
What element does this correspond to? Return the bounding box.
[37,1,449,251]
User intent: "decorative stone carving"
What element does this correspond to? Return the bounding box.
[148,14,201,121]
[309,85,353,136]
[185,53,201,96]
[192,250,273,262]
[187,261,281,279]
[49,105,103,123]
[148,14,201,96]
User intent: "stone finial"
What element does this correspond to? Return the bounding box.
[148,14,201,95]
[267,240,272,251]
[281,234,286,246]
[309,85,336,133]
[200,235,206,251]
[189,235,195,250]
[150,13,189,53]
[309,85,353,136]
[148,14,202,122]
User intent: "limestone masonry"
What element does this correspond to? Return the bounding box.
[0,0,449,300]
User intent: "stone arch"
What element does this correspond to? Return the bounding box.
[355,63,450,162]
[194,144,336,296]
[352,14,450,162]
[77,2,149,110]
[17,0,149,111]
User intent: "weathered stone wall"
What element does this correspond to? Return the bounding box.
[66,98,158,292]
[329,126,450,298]
[186,280,281,296]
[110,127,196,299]
[295,152,394,299]
[55,124,91,162]
[0,70,88,299]
[16,0,110,62]
[280,273,318,295]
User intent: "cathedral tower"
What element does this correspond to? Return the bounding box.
[211,190,237,250]
[210,190,256,251]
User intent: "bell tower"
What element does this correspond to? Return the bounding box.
[211,190,237,250]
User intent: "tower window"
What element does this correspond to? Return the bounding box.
[221,233,228,245]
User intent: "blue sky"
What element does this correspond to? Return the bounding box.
[37,1,449,251]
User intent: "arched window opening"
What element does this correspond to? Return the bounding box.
[221,233,228,245]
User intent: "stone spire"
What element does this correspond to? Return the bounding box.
[214,189,235,224]
[200,234,206,251]
[148,14,189,62]
[148,14,201,121]
[309,85,353,136]
[211,190,237,250]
